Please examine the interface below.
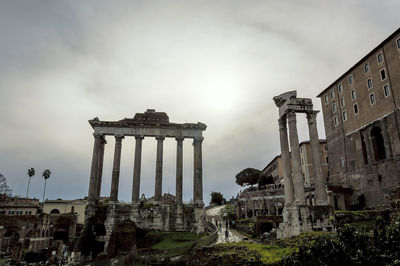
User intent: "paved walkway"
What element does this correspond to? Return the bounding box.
[206,205,250,244]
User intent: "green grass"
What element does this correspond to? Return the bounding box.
[149,231,205,257]
[218,241,296,264]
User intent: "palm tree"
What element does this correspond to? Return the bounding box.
[42,169,51,203]
[26,168,35,198]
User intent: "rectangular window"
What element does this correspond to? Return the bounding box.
[332,102,337,113]
[25,211,32,215]
[348,75,354,85]
[383,84,390,97]
[16,211,23,215]
[353,103,359,115]
[342,110,347,121]
[330,90,335,99]
[338,83,343,93]
[397,38,400,49]
[8,211,14,215]
[377,52,384,64]
[367,78,373,89]
[334,116,339,127]
[340,97,345,107]
[351,89,356,100]
[364,63,369,73]
[380,68,387,80]
[325,156,329,164]
[324,94,329,104]
[340,157,345,167]
[370,93,376,105]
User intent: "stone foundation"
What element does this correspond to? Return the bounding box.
[104,202,205,249]
[277,205,333,239]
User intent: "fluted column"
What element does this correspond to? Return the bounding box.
[110,135,124,202]
[175,137,184,203]
[287,111,306,205]
[278,118,294,206]
[95,137,107,200]
[307,111,327,205]
[154,136,165,202]
[193,137,204,204]
[132,135,144,203]
[88,133,103,204]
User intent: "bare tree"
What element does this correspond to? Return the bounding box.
[0,173,12,195]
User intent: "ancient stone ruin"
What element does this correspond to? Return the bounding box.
[273,91,333,238]
[84,109,207,251]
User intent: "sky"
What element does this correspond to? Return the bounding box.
[0,1,399,204]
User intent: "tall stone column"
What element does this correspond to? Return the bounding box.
[110,135,124,202]
[307,111,327,205]
[132,136,144,203]
[154,136,165,202]
[193,137,204,204]
[175,137,184,203]
[287,111,306,205]
[278,118,294,206]
[96,137,107,200]
[88,133,103,204]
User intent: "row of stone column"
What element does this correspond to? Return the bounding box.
[278,110,327,206]
[88,134,204,205]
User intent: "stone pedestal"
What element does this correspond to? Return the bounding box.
[277,205,334,239]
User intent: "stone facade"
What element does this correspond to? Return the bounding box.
[0,194,78,261]
[43,199,87,225]
[317,28,400,209]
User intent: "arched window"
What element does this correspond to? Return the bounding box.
[371,126,386,161]
[50,209,60,214]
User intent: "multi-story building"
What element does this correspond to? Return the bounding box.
[262,140,328,186]
[43,198,87,225]
[317,28,400,208]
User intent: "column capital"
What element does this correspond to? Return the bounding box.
[193,137,204,144]
[175,137,184,142]
[286,110,296,122]
[156,136,165,141]
[306,111,319,125]
[93,132,103,138]
[135,135,144,140]
[115,134,124,140]
[278,118,287,130]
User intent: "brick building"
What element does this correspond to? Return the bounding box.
[317,28,400,208]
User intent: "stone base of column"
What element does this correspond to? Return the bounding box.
[277,204,334,239]
[175,204,185,231]
[84,204,96,224]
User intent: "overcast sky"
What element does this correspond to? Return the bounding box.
[1,1,399,204]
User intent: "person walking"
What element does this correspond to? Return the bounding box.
[225,229,229,242]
